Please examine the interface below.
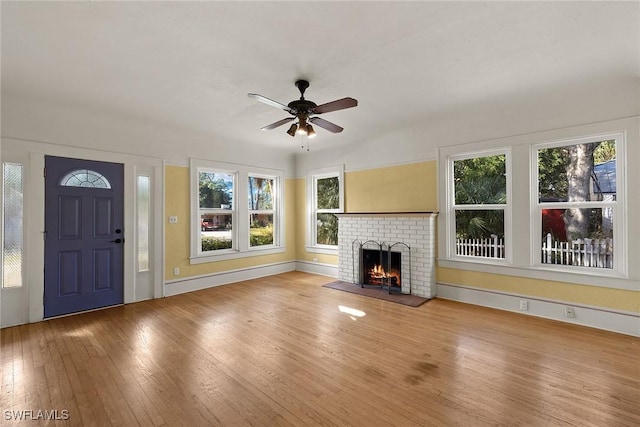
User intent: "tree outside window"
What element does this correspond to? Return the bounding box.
[452,153,507,259]
[199,171,234,252]
[249,176,275,247]
[537,139,616,269]
[315,176,340,246]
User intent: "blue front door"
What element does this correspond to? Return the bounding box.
[44,156,124,318]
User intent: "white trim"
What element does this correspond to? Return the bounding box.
[436,281,640,337]
[190,158,285,263]
[1,138,164,326]
[437,258,638,291]
[164,261,296,297]
[295,260,339,278]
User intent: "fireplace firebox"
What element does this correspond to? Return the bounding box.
[353,239,411,294]
[361,249,401,288]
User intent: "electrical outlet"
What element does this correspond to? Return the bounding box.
[564,306,575,318]
[169,216,178,224]
[519,300,528,311]
[173,267,180,276]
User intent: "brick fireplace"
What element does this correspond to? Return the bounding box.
[336,213,438,298]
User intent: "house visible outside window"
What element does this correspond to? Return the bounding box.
[450,151,508,261]
[535,137,621,271]
[2,162,23,288]
[307,166,344,253]
[249,175,276,248]
[190,159,284,263]
[199,170,235,252]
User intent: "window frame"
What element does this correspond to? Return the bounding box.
[190,159,284,264]
[306,165,344,255]
[447,148,511,264]
[248,173,278,250]
[530,133,626,275]
[2,161,25,289]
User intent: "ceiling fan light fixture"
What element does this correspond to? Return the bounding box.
[286,123,298,137]
[307,124,316,138]
[297,117,308,134]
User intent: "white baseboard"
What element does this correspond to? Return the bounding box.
[164,261,296,297]
[437,282,640,337]
[295,260,339,278]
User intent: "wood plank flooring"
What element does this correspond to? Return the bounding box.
[1,271,639,426]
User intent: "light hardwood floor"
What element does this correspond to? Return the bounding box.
[1,271,639,426]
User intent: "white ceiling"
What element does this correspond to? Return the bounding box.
[2,1,639,157]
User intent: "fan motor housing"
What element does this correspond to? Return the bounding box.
[288,99,317,114]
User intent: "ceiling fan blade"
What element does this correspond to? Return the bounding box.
[310,117,344,133]
[260,117,294,131]
[314,97,358,114]
[248,93,295,113]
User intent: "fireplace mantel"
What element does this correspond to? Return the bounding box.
[337,213,438,298]
[336,212,437,218]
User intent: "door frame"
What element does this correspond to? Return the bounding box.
[1,138,164,326]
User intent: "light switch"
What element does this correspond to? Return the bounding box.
[169,216,178,224]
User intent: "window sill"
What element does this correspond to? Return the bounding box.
[437,258,635,291]
[190,246,285,264]
[305,245,338,256]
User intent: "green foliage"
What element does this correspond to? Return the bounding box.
[594,140,615,164]
[199,172,232,208]
[250,224,274,246]
[317,177,339,209]
[317,213,338,245]
[538,147,570,201]
[454,155,505,238]
[454,155,506,204]
[249,177,273,210]
[201,237,232,251]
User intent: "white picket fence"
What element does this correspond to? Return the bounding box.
[456,234,504,259]
[541,233,613,269]
[455,233,613,269]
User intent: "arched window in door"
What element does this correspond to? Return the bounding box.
[59,169,111,189]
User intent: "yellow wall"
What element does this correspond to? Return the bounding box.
[345,161,438,212]
[166,161,638,315]
[164,165,296,280]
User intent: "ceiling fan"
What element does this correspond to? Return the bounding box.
[248,80,358,138]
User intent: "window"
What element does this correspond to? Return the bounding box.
[190,159,284,263]
[535,137,621,271]
[137,175,150,272]
[249,175,275,248]
[199,170,235,252]
[450,151,508,260]
[60,169,111,188]
[307,166,344,252]
[3,162,24,288]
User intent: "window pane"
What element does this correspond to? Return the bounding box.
[316,177,339,209]
[455,209,505,259]
[137,176,150,272]
[454,155,506,205]
[60,169,111,188]
[541,208,613,268]
[538,140,616,202]
[201,214,232,251]
[250,213,274,247]
[248,176,274,210]
[199,171,233,209]
[3,163,23,288]
[316,213,338,245]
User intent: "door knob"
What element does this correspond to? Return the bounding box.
[110,238,123,244]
